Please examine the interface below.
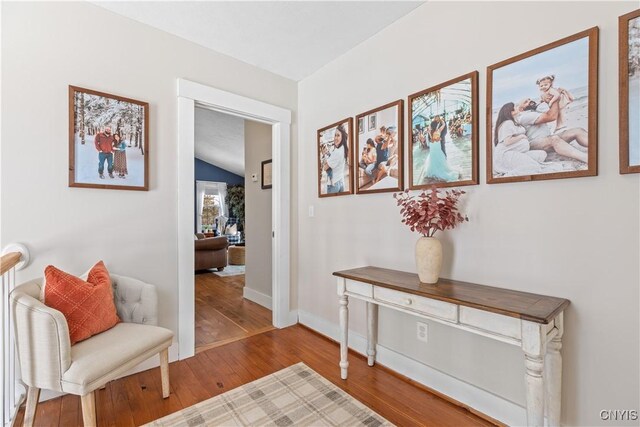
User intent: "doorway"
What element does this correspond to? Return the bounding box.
[177,79,295,360]
[193,110,275,352]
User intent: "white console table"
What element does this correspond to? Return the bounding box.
[334,266,569,427]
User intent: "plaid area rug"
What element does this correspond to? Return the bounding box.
[144,362,393,426]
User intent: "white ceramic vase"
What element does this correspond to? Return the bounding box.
[415,236,442,284]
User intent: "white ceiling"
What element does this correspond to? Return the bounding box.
[195,107,245,176]
[92,1,423,81]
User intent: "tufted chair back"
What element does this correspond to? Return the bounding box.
[110,274,158,325]
[12,274,158,325]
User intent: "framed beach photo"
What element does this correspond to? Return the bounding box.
[69,86,149,190]
[368,114,376,131]
[261,159,272,189]
[355,100,404,194]
[317,118,354,197]
[487,28,598,184]
[408,72,479,190]
[620,9,640,174]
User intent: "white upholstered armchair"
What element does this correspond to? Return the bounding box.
[10,274,174,427]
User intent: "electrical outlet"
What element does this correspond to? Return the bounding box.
[416,321,428,343]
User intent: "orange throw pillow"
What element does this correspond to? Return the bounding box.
[44,261,120,345]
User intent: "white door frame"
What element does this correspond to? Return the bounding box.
[177,78,296,359]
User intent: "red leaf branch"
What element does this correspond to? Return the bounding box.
[393,187,469,237]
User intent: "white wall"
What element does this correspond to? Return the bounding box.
[0,2,297,348]
[244,120,273,304]
[297,2,639,426]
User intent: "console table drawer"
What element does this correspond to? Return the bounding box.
[345,280,373,298]
[460,306,521,340]
[374,287,457,322]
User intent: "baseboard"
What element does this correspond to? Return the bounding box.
[297,309,527,426]
[243,287,272,309]
[38,341,180,403]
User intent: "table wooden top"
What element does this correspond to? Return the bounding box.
[333,266,569,324]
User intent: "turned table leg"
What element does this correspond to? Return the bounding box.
[366,302,378,366]
[524,352,545,426]
[545,313,564,427]
[522,321,546,427]
[339,294,349,379]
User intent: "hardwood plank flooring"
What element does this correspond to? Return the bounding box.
[194,271,274,352]
[14,325,499,427]
[195,273,273,352]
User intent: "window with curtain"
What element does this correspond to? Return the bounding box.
[202,195,221,230]
[196,180,228,233]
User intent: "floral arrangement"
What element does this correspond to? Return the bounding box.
[393,187,468,237]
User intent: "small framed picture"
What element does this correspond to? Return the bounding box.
[355,100,404,194]
[487,27,598,184]
[69,86,149,190]
[317,118,354,197]
[408,72,479,189]
[619,9,640,174]
[368,114,377,131]
[358,117,365,134]
[261,159,272,189]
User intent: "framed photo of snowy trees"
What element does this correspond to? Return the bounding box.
[69,86,149,190]
[620,9,640,174]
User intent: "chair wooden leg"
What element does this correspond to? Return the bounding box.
[80,391,96,427]
[23,386,40,427]
[160,348,170,398]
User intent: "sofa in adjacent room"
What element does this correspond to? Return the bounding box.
[195,234,229,271]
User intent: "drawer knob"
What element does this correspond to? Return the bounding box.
[404,298,413,305]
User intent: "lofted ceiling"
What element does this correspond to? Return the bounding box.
[195,107,245,177]
[92,1,423,81]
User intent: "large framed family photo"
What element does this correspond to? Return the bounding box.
[487,28,598,184]
[355,100,404,194]
[317,118,354,197]
[408,72,479,189]
[69,86,149,191]
[620,9,640,174]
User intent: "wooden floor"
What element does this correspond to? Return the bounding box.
[195,271,274,352]
[14,325,498,427]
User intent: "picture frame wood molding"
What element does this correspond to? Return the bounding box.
[408,71,479,190]
[355,99,404,195]
[486,27,599,184]
[619,9,640,174]
[317,118,354,198]
[68,85,149,191]
[261,159,273,189]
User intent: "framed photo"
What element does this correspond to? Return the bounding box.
[69,86,149,190]
[368,114,377,131]
[408,72,479,189]
[317,118,354,197]
[620,9,640,174]
[358,117,365,134]
[261,159,273,189]
[487,28,598,184]
[355,100,404,194]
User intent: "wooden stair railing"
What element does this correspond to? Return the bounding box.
[0,252,22,276]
